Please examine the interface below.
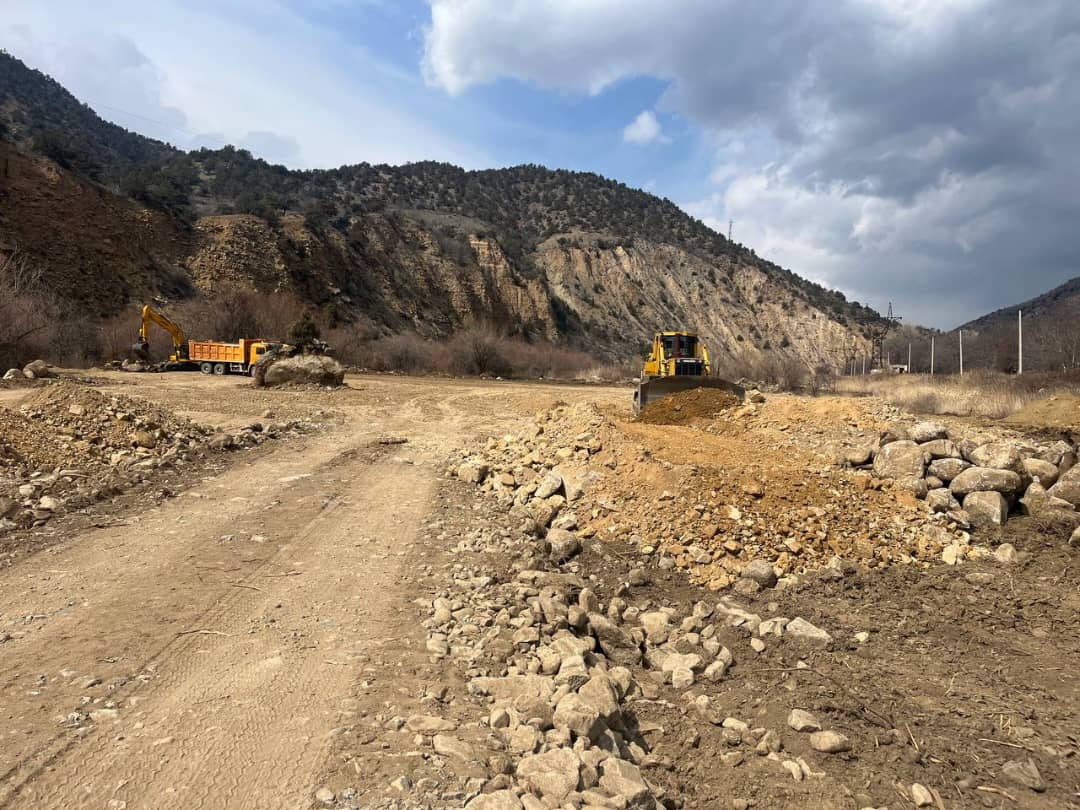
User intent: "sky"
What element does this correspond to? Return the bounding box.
[3,0,1078,328]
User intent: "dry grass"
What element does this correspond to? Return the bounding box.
[836,369,1080,418]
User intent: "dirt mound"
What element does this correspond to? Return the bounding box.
[1004,393,1080,431]
[456,394,972,588]
[1,380,315,535]
[262,355,346,387]
[637,387,740,425]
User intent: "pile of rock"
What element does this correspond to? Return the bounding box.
[0,381,318,534]
[416,481,872,809]
[868,420,1078,534]
[3,359,55,381]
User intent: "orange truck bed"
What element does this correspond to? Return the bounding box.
[189,339,259,365]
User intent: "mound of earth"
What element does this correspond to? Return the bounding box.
[637,387,741,425]
[262,355,346,388]
[1004,393,1080,431]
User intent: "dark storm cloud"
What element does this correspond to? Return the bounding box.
[426,0,1080,326]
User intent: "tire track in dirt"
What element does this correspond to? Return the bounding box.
[0,432,433,809]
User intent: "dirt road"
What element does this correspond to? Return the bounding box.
[0,373,624,809]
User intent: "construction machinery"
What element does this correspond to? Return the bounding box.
[133,304,189,366]
[132,304,279,375]
[633,330,744,414]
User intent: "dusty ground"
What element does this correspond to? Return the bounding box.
[0,373,1076,809]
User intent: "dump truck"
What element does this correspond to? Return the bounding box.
[633,330,744,414]
[190,339,280,376]
[132,304,279,375]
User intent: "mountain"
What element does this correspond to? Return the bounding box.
[0,50,879,366]
[960,276,1080,333]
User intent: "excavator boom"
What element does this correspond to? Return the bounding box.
[134,304,189,362]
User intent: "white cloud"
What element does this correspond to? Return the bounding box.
[423,0,1080,327]
[1,0,486,169]
[622,110,669,145]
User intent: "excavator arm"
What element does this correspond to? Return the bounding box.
[133,304,189,362]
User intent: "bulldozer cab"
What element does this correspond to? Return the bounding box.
[658,332,697,359]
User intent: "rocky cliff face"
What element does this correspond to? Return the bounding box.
[532,237,866,365]
[0,143,871,365]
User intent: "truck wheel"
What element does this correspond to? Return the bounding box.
[213,363,226,376]
[200,362,213,375]
[248,365,258,377]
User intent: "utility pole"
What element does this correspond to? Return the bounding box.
[907,343,911,374]
[1018,310,1023,374]
[728,219,734,242]
[930,335,935,376]
[959,330,964,376]
[861,355,866,375]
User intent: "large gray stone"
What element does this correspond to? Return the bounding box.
[785,617,832,644]
[1022,458,1059,487]
[1049,465,1080,506]
[963,491,1008,528]
[262,355,345,387]
[949,467,1024,498]
[920,438,960,459]
[926,488,960,513]
[587,613,642,665]
[465,791,524,810]
[534,471,564,500]
[910,421,948,443]
[516,748,582,803]
[967,441,1025,474]
[552,693,605,740]
[873,441,927,480]
[598,757,654,808]
[741,558,777,588]
[927,457,970,482]
[545,528,581,563]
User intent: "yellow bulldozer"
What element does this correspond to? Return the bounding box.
[633,330,744,414]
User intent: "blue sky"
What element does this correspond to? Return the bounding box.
[3,0,1079,328]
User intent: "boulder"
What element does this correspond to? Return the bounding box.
[456,460,490,484]
[516,748,582,803]
[949,467,1024,498]
[22,359,54,379]
[553,692,605,740]
[926,488,960,513]
[545,528,582,563]
[534,471,564,500]
[1022,458,1059,487]
[741,558,777,588]
[1019,482,1077,517]
[809,730,851,753]
[1048,465,1080,506]
[873,441,927,480]
[465,791,524,810]
[784,617,832,644]
[927,457,969,482]
[920,438,960,459]
[787,709,821,732]
[2,368,23,381]
[910,421,948,442]
[577,674,622,725]
[588,613,641,665]
[262,355,345,387]
[963,491,1008,528]
[895,476,928,499]
[967,441,1025,474]
[598,757,654,808]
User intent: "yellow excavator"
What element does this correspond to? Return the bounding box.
[133,304,189,365]
[633,330,744,414]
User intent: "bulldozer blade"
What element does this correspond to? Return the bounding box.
[634,376,745,416]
